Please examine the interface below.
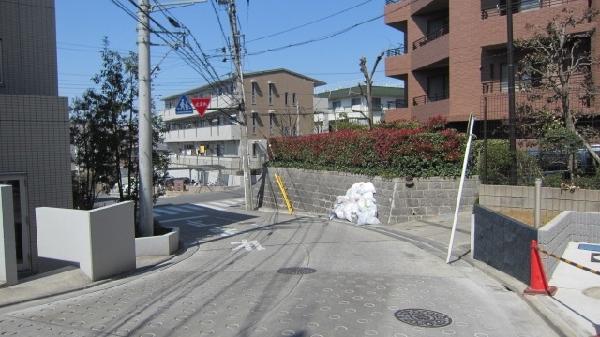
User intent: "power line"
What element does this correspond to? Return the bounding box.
[246,0,374,44]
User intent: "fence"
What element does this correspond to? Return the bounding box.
[477,90,599,187]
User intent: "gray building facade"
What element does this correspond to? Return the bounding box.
[0,0,72,273]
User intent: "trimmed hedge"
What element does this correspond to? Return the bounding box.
[269,122,466,178]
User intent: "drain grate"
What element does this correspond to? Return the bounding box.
[277,267,316,275]
[394,309,452,328]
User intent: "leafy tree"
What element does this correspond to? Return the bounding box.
[71,38,169,221]
[516,8,600,170]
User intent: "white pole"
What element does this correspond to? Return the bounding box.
[138,0,154,236]
[446,114,475,264]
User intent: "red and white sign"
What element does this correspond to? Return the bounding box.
[191,97,211,117]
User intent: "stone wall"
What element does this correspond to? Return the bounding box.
[479,184,600,220]
[538,211,600,274]
[254,167,478,225]
[473,205,538,284]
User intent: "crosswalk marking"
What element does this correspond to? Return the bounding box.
[155,198,245,216]
[178,204,202,211]
[153,208,178,215]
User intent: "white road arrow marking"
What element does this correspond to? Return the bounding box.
[231,240,265,252]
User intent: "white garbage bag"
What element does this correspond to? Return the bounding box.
[330,182,380,226]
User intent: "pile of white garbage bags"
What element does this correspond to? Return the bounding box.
[330,182,381,225]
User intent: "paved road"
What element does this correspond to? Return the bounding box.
[0,204,558,337]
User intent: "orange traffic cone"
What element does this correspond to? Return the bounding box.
[524,240,557,296]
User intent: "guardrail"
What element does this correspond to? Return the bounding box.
[412,24,449,50]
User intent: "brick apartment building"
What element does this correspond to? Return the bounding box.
[383,0,600,125]
[0,0,72,273]
[161,68,324,185]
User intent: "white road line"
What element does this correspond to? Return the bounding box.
[193,203,227,211]
[178,204,202,212]
[153,208,177,215]
[160,215,207,222]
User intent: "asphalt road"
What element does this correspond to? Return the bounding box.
[0,200,559,337]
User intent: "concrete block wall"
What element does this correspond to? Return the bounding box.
[479,184,600,220]
[538,211,600,274]
[255,167,478,225]
[473,205,538,285]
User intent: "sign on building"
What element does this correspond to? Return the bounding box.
[175,95,194,115]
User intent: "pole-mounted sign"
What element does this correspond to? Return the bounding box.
[175,95,194,115]
[191,97,211,117]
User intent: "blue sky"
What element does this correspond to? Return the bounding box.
[55,0,404,107]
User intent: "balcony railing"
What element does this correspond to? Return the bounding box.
[386,44,407,57]
[412,24,449,50]
[412,93,449,106]
[385,0,401,4]
[481,0,578,20]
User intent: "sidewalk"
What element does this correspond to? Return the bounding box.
[368,211,594,337]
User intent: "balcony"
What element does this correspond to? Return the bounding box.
[386,44,407,57]
[412,93,449,106]
[481,0,584,19]
[164,124,241,143]
[412,24,449,50]
[169,154,264,170]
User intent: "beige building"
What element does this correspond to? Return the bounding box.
[161,68,324,185]
[0,0,72,273]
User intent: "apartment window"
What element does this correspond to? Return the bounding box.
[292,93,297,106]
[269,113,276,133]
[489,64,495,80]
[0,39,3,85]
[351,97,361,106]
[427,74,449,101]
[252,143,259,156]
[332,100,341,110]
[284,92,289,106]
[251,82,258,105]
[268,83,275,105]
[500,63,509,92]
[252,112,259,134]
[372,97,382,110]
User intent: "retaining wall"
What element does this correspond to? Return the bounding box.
[479,184,600,218]
[255,167,478,225]
[538,211,600,274]
[473,204,537,284]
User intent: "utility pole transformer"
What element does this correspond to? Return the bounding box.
[138,0,154,236]
[222,0,253,211]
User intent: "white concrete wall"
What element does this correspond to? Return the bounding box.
[135,227,179,256]
[0,185,17,285]
[36,202,136,281]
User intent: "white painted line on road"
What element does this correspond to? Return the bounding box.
[210,228,238,237]
[161,215,208,222]
[178,204,202,212]
[231,240,265,252]
[153,208,177,215]
[193,203,227,212]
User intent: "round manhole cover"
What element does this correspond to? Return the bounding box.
[394,309,452,328]
[583,287,600,299]
[277,267,316,275]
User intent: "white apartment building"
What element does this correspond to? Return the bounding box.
[314,85,405,133]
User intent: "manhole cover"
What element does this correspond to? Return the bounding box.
[394,309,452,328]
[277,267,316,275]
[583,287,600,299]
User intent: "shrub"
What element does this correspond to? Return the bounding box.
[269,120,466,178]
[474,139,542,185]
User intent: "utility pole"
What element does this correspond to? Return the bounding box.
[138,0,154,236]
[506,0,518,185]
[221,0,253,210]
[136,0,208,236]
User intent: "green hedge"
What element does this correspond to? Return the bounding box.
[269,121,466,178]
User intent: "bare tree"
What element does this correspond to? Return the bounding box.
[358,52,385,130]
[517,8,600,167]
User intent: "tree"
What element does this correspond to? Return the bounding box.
[358,52,385,130]
[516,8,600,171]
[71,38,169,223]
